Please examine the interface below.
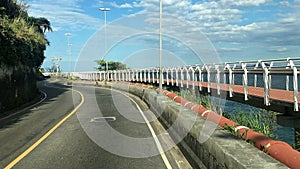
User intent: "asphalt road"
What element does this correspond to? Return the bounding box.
[0,79,193,169]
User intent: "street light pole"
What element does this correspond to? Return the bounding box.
[99,7,110,82]
[159,0,163,94]
[65,33,72,77]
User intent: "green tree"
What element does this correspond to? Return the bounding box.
[0,0,52,68]
[0,0,28,19]
[39,68,45,73]
[0,0,53,112]
[96,60,127,71]
[28,17,53,33]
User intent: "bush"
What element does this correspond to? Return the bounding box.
[224,109,277,139]
[175,89,278,139]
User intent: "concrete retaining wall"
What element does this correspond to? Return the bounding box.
[110,83,288,169]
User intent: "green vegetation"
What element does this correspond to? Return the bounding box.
[293,131,300,151]
[0,0,52,112]
[45,65,59,73]
[174,89,212,109]
[175,89,277,140]
[223,109,277,140]
[96,59,127,71]
[223,123,255,145]
[0,0,50,67]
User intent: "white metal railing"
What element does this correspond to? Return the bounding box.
[77,58,300,111]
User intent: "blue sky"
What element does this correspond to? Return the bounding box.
[26,0,300,72]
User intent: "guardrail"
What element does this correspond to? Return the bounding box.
[76,57,300,112]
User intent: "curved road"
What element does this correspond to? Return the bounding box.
[0,79,193,169]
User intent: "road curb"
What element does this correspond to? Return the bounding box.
[0,90,47,122]
[96,81,289,169]
[76,80,298,168]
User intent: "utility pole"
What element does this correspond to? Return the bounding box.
[51,57,55,75]
[55,56,59,76]
[59,57,62,75]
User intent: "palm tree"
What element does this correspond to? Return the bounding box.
[28,17,53,33]
[27,17,52,46]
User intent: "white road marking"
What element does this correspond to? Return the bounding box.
[90,116,116,122]
[0,91,47,121]
[109,88,173,169]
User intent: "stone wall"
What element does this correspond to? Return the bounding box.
[111,83,288,169]
[0,64,39,113]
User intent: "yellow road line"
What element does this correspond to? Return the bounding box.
[4,89,85,169]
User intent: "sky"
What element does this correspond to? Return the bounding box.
[26,0,300,72]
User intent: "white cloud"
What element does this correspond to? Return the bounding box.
[27,0,101,31]
[268,46,289,52]
[31,0,300,66]
[110,2,133,9]
[279,1,292,7]
[219,47,241,52]
[186,1,298,59]
[220,0,269,7]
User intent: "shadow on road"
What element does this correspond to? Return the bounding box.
[0,79,70,129]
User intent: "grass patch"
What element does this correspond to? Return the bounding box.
[292,131,300,151]
[223,109,277,140]
[174,89,278,140]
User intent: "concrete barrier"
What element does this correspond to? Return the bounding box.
[108,82,288,169]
